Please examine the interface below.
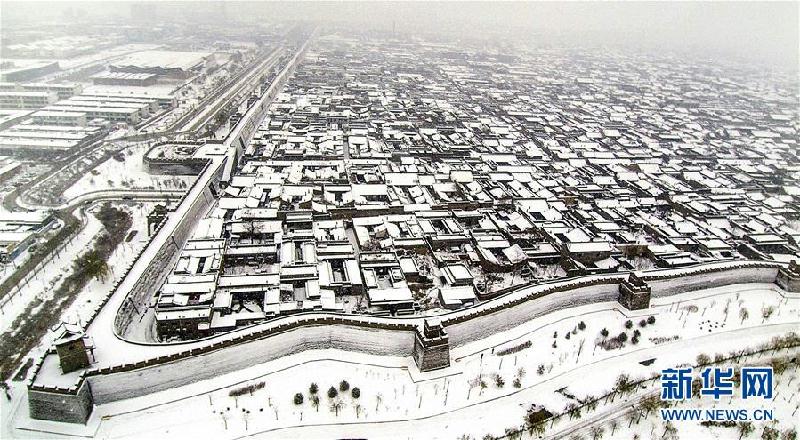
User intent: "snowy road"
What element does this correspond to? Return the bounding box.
[15,189,184,212]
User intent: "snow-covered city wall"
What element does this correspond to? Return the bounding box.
[446,282,620,347]
[86,263,781,404]
[88,324,414,403]
[28,379,92,424]
[646,266,778,298]
[144,141,208,175]
[145,156,208,175]
[113,160,222,339]
[27,260,787,421]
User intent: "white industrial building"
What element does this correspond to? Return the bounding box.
[0,91,59,109]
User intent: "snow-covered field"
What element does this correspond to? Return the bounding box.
[605,361,799,440]
[62,144,195,202]
[4,283,797,440]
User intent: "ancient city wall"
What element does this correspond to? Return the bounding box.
[145,159,208,175]
[26,40,320,421]
[446,282,620,347]
[28,260,788,424]
[144,141,208,175]
[28,379,92,423]
[644,265,779,298]
[94,261,785,400]
[88,324,414,404]
[113,160,223,339]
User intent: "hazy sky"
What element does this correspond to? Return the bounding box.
[2,1,798,71]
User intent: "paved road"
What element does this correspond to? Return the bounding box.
[178,47,284,134]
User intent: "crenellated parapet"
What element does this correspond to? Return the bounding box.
[777,260,800,292]
[28,380,92,424]
[26,259,786,425]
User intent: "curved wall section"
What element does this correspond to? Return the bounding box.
[28,260,790,424]
[447,282,619,347]
[89,324,415,404]
[646,266,778,298]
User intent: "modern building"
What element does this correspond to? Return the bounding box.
[0,60,60,82]
[0,124,104,154]
[0,109,32,129]
[109,50,212,79]
[0,210,56,262]
[66,95,158,114]
[40,104,141,124]
[80,91,177,109]
[0,82,83,100]
[91,72,158,87]
[0,91,58,109]
[30,110,88,126]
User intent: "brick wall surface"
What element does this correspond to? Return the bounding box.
[28,380,92,424]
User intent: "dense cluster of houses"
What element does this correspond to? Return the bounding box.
[154,34,799,340]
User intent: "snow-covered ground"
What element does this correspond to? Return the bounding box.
[4,283,797,439]
[0,203,155,336]
[61,144,195,202]
[58,202,158,330]
[0,212,100,335]
[596,361,800,440]
[0,247,35,288]
[0,201,158,409]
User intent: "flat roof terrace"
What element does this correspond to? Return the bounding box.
[110,50,211,71]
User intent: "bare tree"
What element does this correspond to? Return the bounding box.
[330,398,344,417]
[662,421,677,439]
[220,412,228,430]
[626,408,638,427]
[242,410,250,431]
